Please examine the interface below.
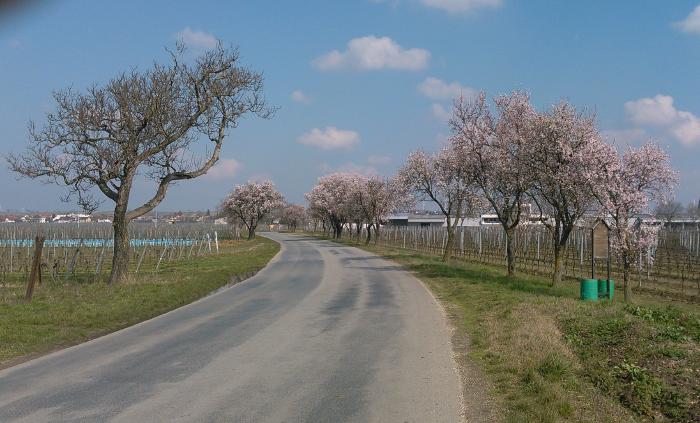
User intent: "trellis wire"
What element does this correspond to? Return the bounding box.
[0,222,235,287]
[326,224,700,297]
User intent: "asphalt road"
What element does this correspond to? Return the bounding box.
[0,233,462,422]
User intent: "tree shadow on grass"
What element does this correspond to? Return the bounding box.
[381,255,573,300]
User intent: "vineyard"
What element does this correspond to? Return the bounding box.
[0,222,233,300]
[332,225,700,298]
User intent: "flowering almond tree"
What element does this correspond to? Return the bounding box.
[8,44,272,284]
[450,92,535,276]
[281,204,306,232]
[356,176,401,244]
[347,174,370,240]
[222,180,284,240]
[397,147,480,261]
[526,101,608,286]
[305,173,358,238]
[594,142,678,301]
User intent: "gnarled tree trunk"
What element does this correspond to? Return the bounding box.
[505,227,516,277]
[109,210,130,284]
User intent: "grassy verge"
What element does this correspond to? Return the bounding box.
[0,237,279,367]
[332,238,699,423]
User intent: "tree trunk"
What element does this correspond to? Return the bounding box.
[552,242,564,286]
[442,226,455,262]
[109,211,130,284]
[335,222,343,239]
[247,227,256,240]
[623,257,632,302]
[505,227,516,277]
[551,223,575,286]
[365,224,372,245]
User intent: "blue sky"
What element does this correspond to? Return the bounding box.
[1,0,699,212]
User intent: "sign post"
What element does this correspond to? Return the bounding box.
[591,219,610,279]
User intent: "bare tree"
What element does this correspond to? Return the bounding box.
[687,201,700,218]
[8,44,272,283]
[654,200,684,225]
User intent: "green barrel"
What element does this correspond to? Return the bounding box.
[607,280,615,300]
[598,279,608,298]
[580,279,599,301]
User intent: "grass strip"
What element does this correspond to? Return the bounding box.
[0,237,279,367]
[332,238,699,423]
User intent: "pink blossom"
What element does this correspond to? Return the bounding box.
[221,180,284,239]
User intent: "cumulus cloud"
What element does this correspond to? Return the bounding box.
[675,5,700,34]
[313,36,430,71]
[205,158,242,180]
[624,95,700,146]
[175,27,217,50]
[291,90,312,104]
[625,95,679,126]
[420,0,502,14]
[418,76,476,100]
[298,126,360,150]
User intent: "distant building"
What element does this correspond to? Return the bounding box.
[387,213,445,227]
[387,212,549,228]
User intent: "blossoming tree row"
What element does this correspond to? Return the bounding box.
[306,91,678,302]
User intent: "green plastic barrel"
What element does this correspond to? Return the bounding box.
[607,280,615,300]
[580,279,598,301]
[597,279,608,297]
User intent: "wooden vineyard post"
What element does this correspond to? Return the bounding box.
[24,236,45,302]
[135,244,148,274]
[591,219,610,280]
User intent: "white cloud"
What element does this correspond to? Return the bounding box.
[205,158,242,180]
[367,155,392,165]
[420,0,502,14]
[625,95,679,126]
[675,5,700,34]
[298,126,360,150]
[291,90,312,104]
[624,95,700,146]
[431,103,452,121]
[671,112,700,145]
[313,36,430,71]
[418,76,476,100]
[176,27,217,50]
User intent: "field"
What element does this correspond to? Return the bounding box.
[0,222,233,300]
[331,237,700,423]
[334,225,700,299]
[0,236,279,367]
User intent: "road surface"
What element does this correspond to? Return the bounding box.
[0,233,462,422]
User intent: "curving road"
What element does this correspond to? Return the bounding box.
[0,233,462,422]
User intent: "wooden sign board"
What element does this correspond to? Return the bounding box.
[592,220,609,259]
